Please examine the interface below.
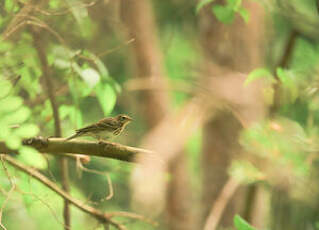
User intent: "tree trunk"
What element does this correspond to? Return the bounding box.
[198,1,267,228]
[121,1,195,229]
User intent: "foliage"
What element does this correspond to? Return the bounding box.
[229,160,264,184]
[49,45,120,123]
[0,78,46,168]
[1,0,319,229]
[240,117,311,184]
[196,0,251,24]
[234,215,257,230]
[0,0,124,228]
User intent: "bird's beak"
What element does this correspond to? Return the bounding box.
[128,117,133,121]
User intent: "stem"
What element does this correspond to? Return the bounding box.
[32,30,70,230]
[2,155,127,230]
[203,178,240,230]
[270,30,299,116]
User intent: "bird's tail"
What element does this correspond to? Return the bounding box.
[64,132,80,141]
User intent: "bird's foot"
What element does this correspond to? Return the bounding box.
[23,136,49,148]
[98,140,107,145]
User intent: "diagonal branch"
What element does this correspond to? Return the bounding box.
[203,177,241,230]
[0,137,153,162]
[2,155,128,230]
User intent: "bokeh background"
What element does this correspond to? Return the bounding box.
[1,0,319,229]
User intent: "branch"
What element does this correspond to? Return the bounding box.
[203,177,240,230]
[270,30,299,115]
[1,155,127,230]
[32,25,70,229]
[0,137,152,162]
[32,19,61,138]
[277,30,299,69]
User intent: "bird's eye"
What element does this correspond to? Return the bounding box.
[120,116,126,121]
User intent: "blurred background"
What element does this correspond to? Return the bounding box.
[1,0,319,229]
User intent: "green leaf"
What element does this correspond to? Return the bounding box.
[18,146,47,169]
[212,5,235,24]
[276,68,299,103]
[244,68,274,86]
[234,215,257,230]
[59,105,72,120]
[68,77,80,102]
[13,5,19,13]
[91,55,109,79]
[80,68,100,87]
[196,0,215,13]
[0,80,12,98]
[76,109,83,127]
[84,51,121,93]
[276,67,286,80]
[262,86,274,105]
[67,0,88,25]
[0,96,22,113]
[2,106,31,124]
[229,161,264,184]
[5,135,21,149]
[54,59,71,69]
[227,0,242,11]
[13,124,39,138]
[0,125,11,139]
[70,107,83,128]
[4,0,14,12]
[22,194,34,210]
[0,40,13,52]
[49,0,59,9]
[238,7,250,23]
[96,84,117,116]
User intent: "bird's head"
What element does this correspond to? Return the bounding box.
[115,114,133,125]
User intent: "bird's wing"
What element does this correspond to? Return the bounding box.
[76,118,117,133]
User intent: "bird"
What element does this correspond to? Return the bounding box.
[65,114,133,141]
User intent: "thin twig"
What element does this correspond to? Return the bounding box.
[2,155,152,230]
[33,0,98,16]
[106,211,158,226]
[270,29,299,115]
[76,162,114,201]
[97,38,135,57]
[203,177,240,230]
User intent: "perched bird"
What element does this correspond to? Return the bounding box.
[65,114,132,141]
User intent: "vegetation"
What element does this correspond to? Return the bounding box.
[1,0,319,229]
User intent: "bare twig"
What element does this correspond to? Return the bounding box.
[97,38,135,57]
[203,177,240,230]
[277,30,299,69]
[2,155,154,229]
[1,0,34,40]
[104,174,114,201]
[106,211,158,226]
[3,18,65,44]
[270,30,299,115]
[33,0,98,16]
[76,162,114,201]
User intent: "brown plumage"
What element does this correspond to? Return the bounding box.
[65,114,132,141]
